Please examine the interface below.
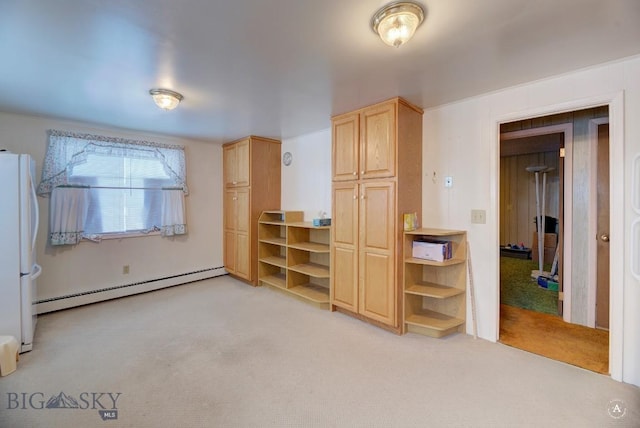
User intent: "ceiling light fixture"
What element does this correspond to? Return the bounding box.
[149,88,183,111]
[371,1,425,48]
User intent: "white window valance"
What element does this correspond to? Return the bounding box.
[37,130,188,196]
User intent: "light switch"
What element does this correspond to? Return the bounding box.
[471,209,486,224]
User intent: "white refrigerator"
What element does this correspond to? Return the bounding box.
[0,152,41,352]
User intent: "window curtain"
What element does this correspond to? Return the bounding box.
[49,187,89,245]
[161,189,187,236]
[37,130,188,196]
[38,130,188,244]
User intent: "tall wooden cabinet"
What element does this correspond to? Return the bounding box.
[223,136,281,285]
[330,97,423,332]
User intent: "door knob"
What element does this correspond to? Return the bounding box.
[600,233,609,242]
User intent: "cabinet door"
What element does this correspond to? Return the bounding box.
[223,139,250,187]
[360,102,396,180]
[235,139,250,187]
[224,230,236,273]
[224,189,238,231]
[223,145,237,187]
[223,189,239,274]
[331,182,359,311]
[359,181,396,325]
[234,188,251,280]
[332,113,359,181]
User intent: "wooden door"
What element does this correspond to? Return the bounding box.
[331,182,359,311]
[223,139,250,187]
[359,181,396,325]
[360,102,396,180]
[235,139,250,187]
[223,145,236,187]
[223,189,238,273]
[596,124,610,329]
[235,188,251,280]
[332,113,359,181]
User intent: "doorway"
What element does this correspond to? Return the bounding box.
[498,107,610,374]
[499,131,563,316]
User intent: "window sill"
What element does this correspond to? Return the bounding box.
[84,230,161,241]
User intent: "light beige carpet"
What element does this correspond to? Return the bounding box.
[1,276,638,427]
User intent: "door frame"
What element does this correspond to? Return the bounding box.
[500,123,573,321]
[494,92,624,381]
[588,117,610,328]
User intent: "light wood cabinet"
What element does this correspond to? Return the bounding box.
[359,180,396,324]
[331,101,397,181]
[331,182,358,311]
[223,138,250,187]
[332,113,359,181]
[224,187,250,279]
[258,211,331,309]
[403,229,467,338]
[223,136,281,285]
[330,97,423,332]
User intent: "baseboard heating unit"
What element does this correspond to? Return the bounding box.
[36,267,227,314]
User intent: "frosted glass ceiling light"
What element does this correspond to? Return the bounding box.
[149,88,183,111]
[371,1,425,47]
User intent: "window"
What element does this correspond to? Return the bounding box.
[38,130,188,245]
[70,154,172,234]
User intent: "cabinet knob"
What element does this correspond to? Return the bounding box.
[353,195,357,199]
[232,181,237,185]
[233,197,237,201]
[353,171,357,175]
[361,171,364,174]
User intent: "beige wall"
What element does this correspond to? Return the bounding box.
[0,112,223,306]
[420,55,640,386]
[281,129,331,221]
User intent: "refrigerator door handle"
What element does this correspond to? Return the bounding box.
[31,263,42,280]
[29,165,39,252]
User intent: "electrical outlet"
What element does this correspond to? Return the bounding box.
[123,265,130,274]
[444,176,453,188]
[471,209,486,224]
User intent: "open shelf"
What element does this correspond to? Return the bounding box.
[404,257,466,267]
[403,228,467,338]
[405,310,465,338]
[288,283,330,303]
[258,211,331,309]
[259,237,286,246]
[289,262,330,278]
[259,255,286,268]
[259,273,286,289]
[405,282,465,299]
[288,242,330,253]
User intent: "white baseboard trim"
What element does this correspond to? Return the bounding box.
[36,267,228,314]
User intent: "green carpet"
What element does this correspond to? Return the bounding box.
[500,256,558,315]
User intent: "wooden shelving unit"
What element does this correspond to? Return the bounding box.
[403,228,467,338]
[258,211,331,309]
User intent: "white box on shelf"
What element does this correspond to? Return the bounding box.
[412,241,448,262]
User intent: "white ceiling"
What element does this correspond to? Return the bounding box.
[1,0,639,142]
